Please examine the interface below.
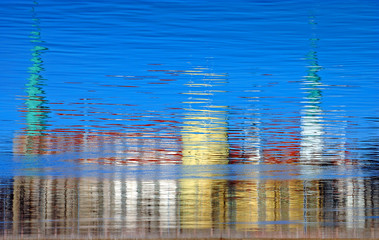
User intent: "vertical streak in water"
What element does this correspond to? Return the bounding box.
[26,1,49,137]
[300,16,324,164]
[300,15,324,232]
[13,1,50,156]
[242,94,262,164]
[10,3,49,235]
[232,88,262,229]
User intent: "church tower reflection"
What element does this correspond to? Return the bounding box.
[13,1,49,155]
[300,17,324,164]
[26,2,49,137]
[180,67,229,165]
[298,17,365,229]
[179,66,229,229]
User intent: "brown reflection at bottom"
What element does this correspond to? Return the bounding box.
[228,179,308,231]
[12,176,79,236]
[3,176,379,238]
[9,176,180,236]
[178,179,307,231]
[179,179,228,230]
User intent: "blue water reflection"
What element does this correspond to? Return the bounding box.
[1,0,379,238]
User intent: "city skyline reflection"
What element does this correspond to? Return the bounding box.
[3,0,378,239]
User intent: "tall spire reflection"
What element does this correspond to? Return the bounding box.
[13,1,49,155]
[26,1,49,136]
[300,16,324,164]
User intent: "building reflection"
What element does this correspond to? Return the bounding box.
[231,178,308,231]
[179,66,229,229]
[300,17,324,165]
[7,10,376,237]
[180,67,229,165]
[13,3,182,162]
[11,177,79,235]
[14,1,49,156]
[9,69,375,237]
[8,176,179,236]
[3,176,379,237]
[298,16,366,231]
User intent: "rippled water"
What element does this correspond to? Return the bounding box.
[1,0,378,238]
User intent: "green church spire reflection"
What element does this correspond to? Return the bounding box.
[300,16,324,163]
[25,1,49,136]
[304,16,322,104]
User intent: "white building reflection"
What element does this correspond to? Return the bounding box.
[300,25,324,164]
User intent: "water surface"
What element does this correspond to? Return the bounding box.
[1,0,378,238]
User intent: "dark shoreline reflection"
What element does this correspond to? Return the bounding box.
[1,175,379,238]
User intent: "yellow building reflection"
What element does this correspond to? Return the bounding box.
[179,66,229,229]
[177,66,316,231]
[180,67,229,165]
